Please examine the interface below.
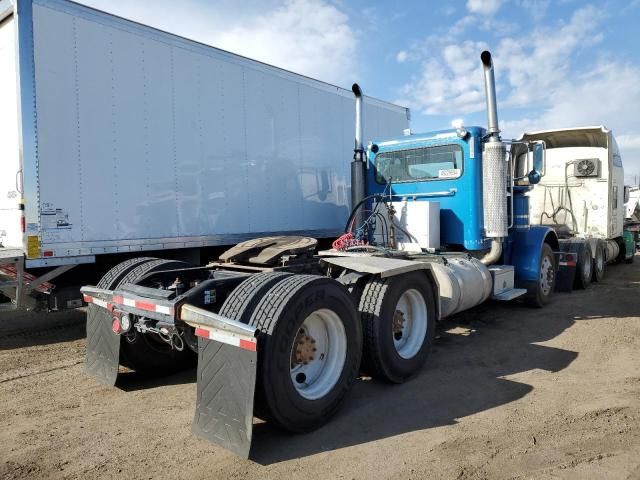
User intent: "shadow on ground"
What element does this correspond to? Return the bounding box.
[0,309,85,350]
[116,367,197,392]
[248,299,581,465]
[248,259,640,464]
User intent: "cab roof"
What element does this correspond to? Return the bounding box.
[517,126,610,149]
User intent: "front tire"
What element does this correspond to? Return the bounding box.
[359,272,436,383]
[526,243,555,308]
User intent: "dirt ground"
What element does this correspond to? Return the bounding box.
[1,256,639,480]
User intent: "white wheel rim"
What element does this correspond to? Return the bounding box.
[289,309,347,400]
[540,256,554,295]
[392,288,428,359]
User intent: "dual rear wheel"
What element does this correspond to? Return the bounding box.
[218,270,436,432]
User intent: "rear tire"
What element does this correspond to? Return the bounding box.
[526,243,555,308]
[218,271,293,323]
[86,257,157,385]
[96,257,156,289]
[248,275,362,432]
[574,244,593,290]
[358,272,436,383]
[592,242,606,282]
[118,259,195,374]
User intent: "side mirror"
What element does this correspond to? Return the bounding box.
[624,186,631,204]
[528,141,545,185]
[532,141,545,173]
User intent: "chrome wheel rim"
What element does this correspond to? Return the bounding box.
[392,288,428,359]
[290,309,347,400]
[540,256,554,296]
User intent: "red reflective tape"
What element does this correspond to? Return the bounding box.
[135,300,157,312]
[239,339,257,351]
[112,295,123,304]
[83,295,93,303]
[194,327,209,338]
[43,251,54,257]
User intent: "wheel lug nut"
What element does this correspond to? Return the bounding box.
[313,347,317,352]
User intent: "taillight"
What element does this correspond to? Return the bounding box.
[112,317,122,334]
[20,215,25,233]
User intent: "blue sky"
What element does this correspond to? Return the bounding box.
[79,0,640,183]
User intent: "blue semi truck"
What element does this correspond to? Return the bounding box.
[82,51,576,457]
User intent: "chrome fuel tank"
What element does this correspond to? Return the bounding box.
[430,256,493,318]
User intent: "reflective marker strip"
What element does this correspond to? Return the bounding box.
[112,295,173,315]
[83,295,111,310]
[194,327,257,352]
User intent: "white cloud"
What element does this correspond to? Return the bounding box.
[396,50,409,63]
[214,0,356,84]
[501,62,640,177]
[516,0,551,21]
[395,6,602,115]
[466,0,506,15]
[395,3,640,177]
[396,40,489,115]
[78,0,358,85]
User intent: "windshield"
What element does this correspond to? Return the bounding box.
[375,144,463,184]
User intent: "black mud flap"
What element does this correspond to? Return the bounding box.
[192,337,257,458]
[555,251,577,292]
[86,305,121,386]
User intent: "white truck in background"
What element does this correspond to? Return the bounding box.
[518,126,635,289]
[0,0,409,312]
[625,185,640,249]
[626,186,640,222]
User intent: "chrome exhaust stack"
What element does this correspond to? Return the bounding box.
[479,51,507,264]
[351,83,365,221]
[481,50,500,142]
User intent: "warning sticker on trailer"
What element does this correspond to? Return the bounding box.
[438,168,461,179]
[40,203,74,242]
[40,207,72,230]
[27,236,40,259]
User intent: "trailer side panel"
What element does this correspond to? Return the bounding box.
[22,0,408,261]
[0,12,22,249]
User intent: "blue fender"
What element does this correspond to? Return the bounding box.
[504,226,559,284]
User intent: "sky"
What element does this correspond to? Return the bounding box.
[78,0,640,184]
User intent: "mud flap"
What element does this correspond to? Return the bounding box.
[86,304,121,386]
[555,251,577,292]
[192,337,257,458]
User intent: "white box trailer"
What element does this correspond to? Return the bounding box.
[0,0,409,309]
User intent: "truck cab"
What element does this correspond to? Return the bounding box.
[364,125,559,299]
[368,127,488,251]
[518,126,634,284]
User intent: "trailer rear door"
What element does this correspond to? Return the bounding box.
[0,13,22,249]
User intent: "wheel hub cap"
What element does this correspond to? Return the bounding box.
[292,329,317,366]
[392,310,406,338]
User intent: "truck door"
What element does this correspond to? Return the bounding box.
[0,14,23,249]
